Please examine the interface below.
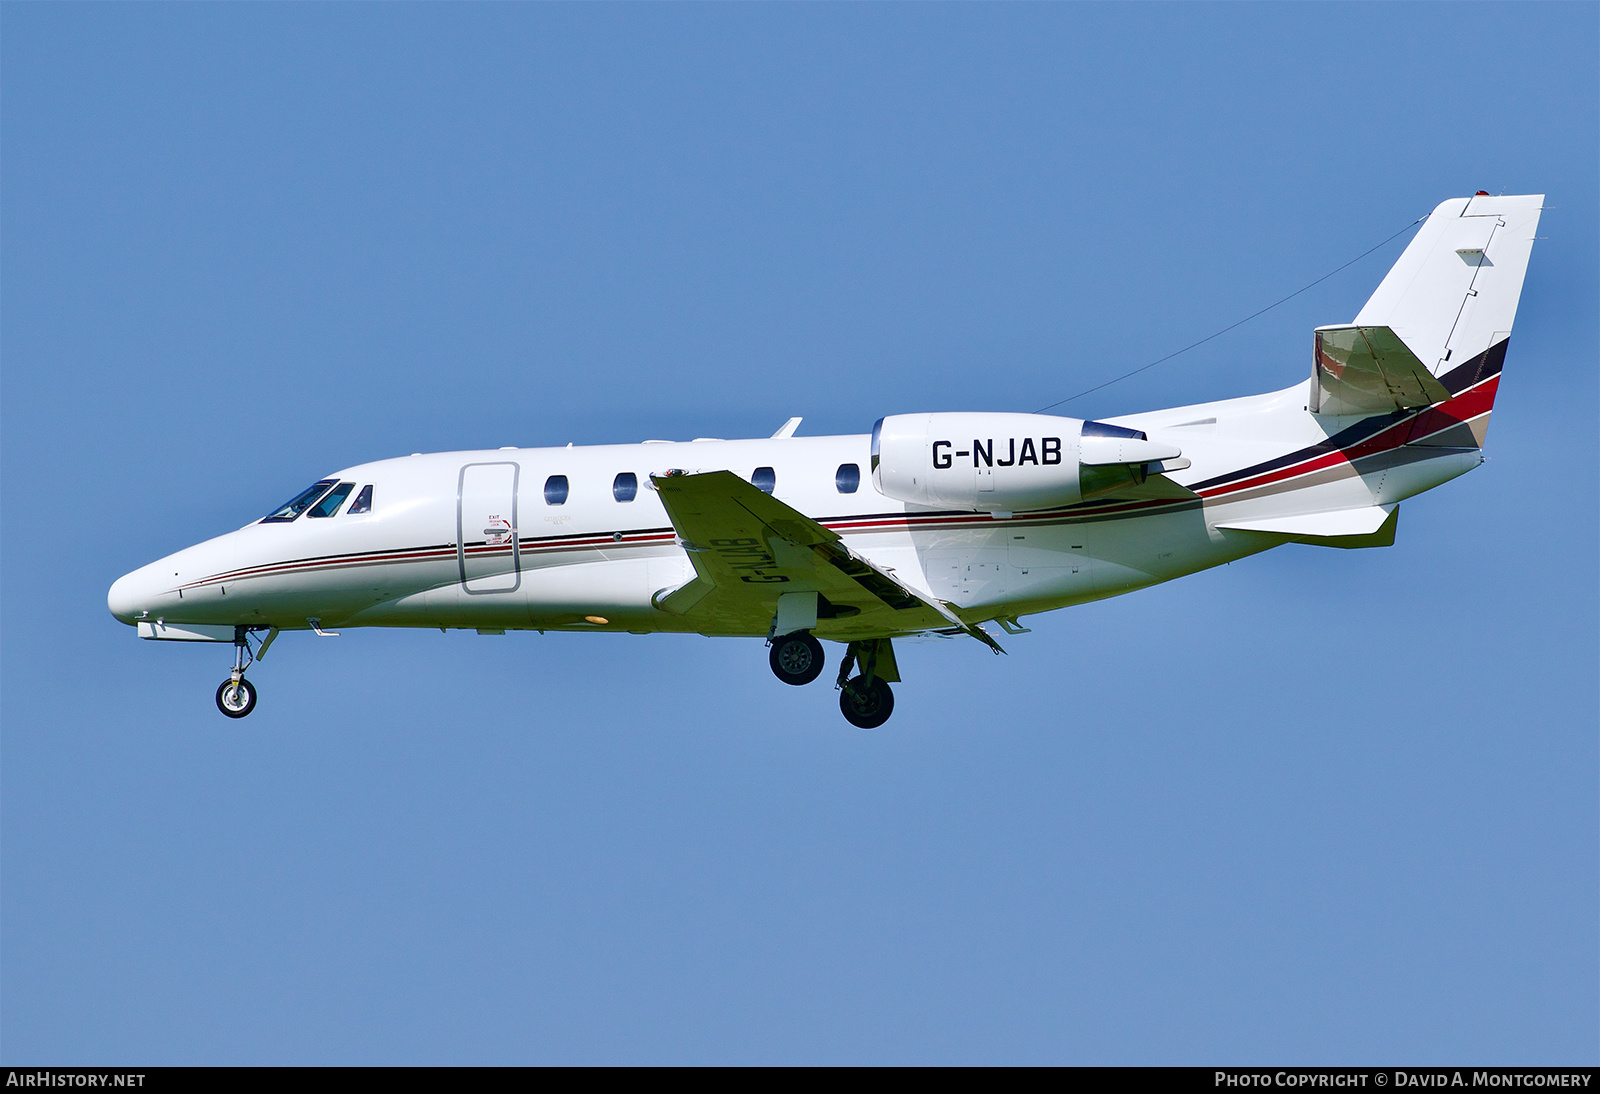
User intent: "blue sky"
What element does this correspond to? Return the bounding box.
[3,3,1595,1064]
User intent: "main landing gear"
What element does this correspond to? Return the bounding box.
[835,638,896,730]
[767,632,899,729]
[216,625,277,719]
[839,676,893,729]
[769,631,825,686]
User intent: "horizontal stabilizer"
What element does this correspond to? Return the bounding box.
[1310,325,1449,415]
[1215,504,1395,538]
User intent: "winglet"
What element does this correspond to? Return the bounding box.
[771,417,802,439]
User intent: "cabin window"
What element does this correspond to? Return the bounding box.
[260,480,336,523]
[613,472,638,502]
[752,466,776,494]
[307,482,355,518]
[835,463,860,493]
[346,485,374,515]
[544,475,569,505]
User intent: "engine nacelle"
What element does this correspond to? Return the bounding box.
[871,412,1181,513]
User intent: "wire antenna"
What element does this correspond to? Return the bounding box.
[1033,215,1427,414]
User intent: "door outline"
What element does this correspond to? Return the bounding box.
[457,462,521,594]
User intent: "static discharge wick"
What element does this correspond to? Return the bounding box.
[1033,215,1428,414]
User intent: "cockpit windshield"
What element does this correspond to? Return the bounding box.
[307,482,354,518]
[261,480,337,523]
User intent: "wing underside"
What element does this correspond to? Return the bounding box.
[651,471,1000,649]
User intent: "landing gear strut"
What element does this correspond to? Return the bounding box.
[216,625,274,719]
[769,631,825,686]
[835,638,898,730]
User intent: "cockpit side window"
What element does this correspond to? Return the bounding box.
[307,482,355,518]
[261,480,337,523]
[346,485,374,515]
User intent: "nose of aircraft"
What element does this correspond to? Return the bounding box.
[109,532,243,625]
[108,563,165,624]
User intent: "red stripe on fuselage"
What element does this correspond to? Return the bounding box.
[1195,374,1498,500]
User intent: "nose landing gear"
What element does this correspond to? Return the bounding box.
[215,625,275,719]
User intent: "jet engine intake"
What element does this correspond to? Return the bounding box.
[871,413,1180,512]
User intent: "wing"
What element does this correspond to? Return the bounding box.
[651,470,1002,650]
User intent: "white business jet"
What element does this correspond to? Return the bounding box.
[109,194,1542,728]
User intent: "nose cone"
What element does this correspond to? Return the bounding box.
[109,532,242,625]
[108,562,165,624]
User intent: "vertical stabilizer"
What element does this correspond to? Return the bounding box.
[1354,194,1542,377]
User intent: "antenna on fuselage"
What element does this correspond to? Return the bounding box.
[1033,215,1426,414]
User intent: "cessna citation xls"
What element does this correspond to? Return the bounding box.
[110,193,1542,728]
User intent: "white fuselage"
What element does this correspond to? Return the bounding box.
[106,376,1485,642]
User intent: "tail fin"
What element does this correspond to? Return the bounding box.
[1309,194,1542,444]
[1354,193,1543,379]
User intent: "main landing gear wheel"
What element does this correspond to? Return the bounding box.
[216,677,257,719]
[769,632,825,686]
[839,677,894,730]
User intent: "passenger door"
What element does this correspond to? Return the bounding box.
[458,462,520,593]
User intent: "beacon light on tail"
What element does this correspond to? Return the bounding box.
[110,194,1545,729]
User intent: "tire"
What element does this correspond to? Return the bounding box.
[769,632,825,686]
[839,677,894,729]
[216,677,257,719]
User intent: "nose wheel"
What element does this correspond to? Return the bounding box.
[216,676,257,718]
